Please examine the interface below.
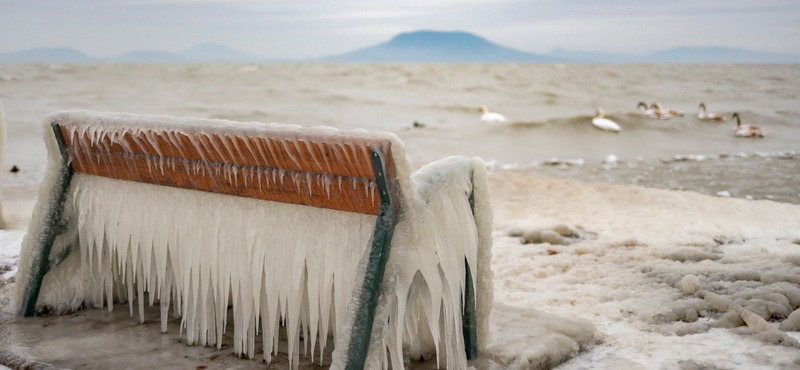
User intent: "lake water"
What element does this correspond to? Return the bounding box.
[1,62,798,201]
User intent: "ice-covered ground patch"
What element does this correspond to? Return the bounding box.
[482,303,598,369]
[489,171,800,369]
[3,169,800,369]
[0,230,24,280]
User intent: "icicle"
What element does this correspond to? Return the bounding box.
[161,252,173,333]
[125,248,135,317]
[137,248,145,324]
[282,139,303,170]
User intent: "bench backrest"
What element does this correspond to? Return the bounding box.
[19,112,485,370]
[54,113,399,215]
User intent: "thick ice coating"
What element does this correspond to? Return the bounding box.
[0,97,6,229]
[14,111,493,370]
[330,156,494,370]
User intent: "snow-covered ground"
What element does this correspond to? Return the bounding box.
[0,230,23,280]
[2,170,800,369]
[488,171,800,369]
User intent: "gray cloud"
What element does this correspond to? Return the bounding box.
[1,0,798,58]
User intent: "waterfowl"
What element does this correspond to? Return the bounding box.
[697,103,725,121]
[637,101,658,117]
[653,102,684,117]
[479,105,506,123]
[732,112,764,138]
[592,108,621,132]
[650,103,674,120]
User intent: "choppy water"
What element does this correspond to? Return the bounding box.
[1,63,798,200]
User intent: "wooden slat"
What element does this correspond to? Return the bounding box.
[61,127,388,180]
[68,147,381,215]
[55,118,399,215]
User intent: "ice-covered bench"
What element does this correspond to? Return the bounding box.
[15,111,493,370]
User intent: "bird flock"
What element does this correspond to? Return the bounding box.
[479,103,765,138]
[631,101,764,138]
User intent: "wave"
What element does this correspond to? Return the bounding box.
[491,110,784,131]
[506,115,594,127]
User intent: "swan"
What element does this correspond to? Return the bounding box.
[697,103,725,121]
[653,102,684,117]
[637,101,658,117]
[732,112,764,138]
[649,103,674,120]
[479,105,506,123]
[592,108,621,132]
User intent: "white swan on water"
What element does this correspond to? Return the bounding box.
[697,102,726,121]
[653,103,684,117]
[732,112,765,138]
[479,105,506,123]
[637,101,658,118]
[648,103,675,119]
[592,108,621,132]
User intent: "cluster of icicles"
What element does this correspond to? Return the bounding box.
[50,174,376,367]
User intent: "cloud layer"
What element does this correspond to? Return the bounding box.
[1,0,798,59]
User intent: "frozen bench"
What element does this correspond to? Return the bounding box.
[15,111,493,370]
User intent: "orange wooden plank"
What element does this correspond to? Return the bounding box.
[60,126,386,180]
[55,119,404,214]
[67,147,380,215]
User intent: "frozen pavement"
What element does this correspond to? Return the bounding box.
[2,171,800,369]
[0,230,23,281]
[490,170,800,369]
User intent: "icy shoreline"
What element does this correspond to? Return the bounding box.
[489,171,800,369]
[512,150,800,205]
[3,170,800,369]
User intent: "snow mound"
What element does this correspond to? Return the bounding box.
[489,171,800,369]
[483,303,599,369]
[0,231,24,280]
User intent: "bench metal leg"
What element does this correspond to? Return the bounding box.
[19,123,73,316]
[345,202,397,370]
[462,260,478,360]
[462,169,479,360]
[345,147,397,370]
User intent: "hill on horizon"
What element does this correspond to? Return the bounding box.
[1,31,799,63]
[0,44,268,63]
[547,46,800,63]
[0,47,94,62]
[643,46,800,63]
[178,43,264,62]
[319,31,553,63]
[320,31,800,63]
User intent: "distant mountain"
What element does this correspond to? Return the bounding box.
[111,50,189,63]
[321,31,800,63]
[545,48,633,63]
[2,37,798,63]
[179,43,263,62]
[320,30,553,62]
[642,46,800,63]
[0,47,93,62]
[545,46,800,63]
[110,44,266,62]
[0,44,266,63]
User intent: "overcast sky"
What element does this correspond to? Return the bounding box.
[1,0,799,59]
